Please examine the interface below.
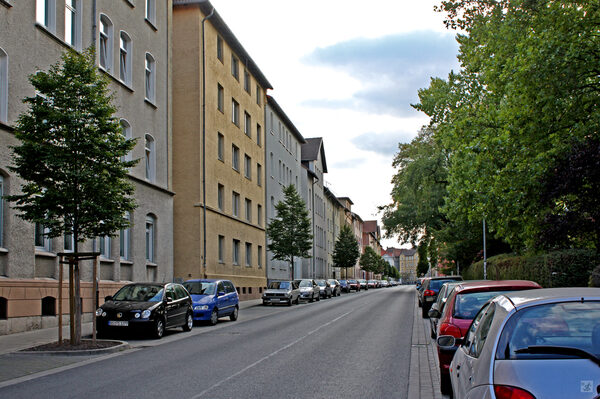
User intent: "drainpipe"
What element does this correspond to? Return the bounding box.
[201,7,215,278]
[92,0,97,48]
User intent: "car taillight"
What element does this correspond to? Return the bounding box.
[439,322,461,338]
[493,385,536,399]
[424,289,435,296]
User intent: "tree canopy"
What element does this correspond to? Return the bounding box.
[333,224,360,278]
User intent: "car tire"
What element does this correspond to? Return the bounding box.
[183,312,193,332]
[287,299,293,306]
[263,301,268,306]
[209,308,219,326]
[229,306,239,321]
[309,294,314,303]
[418,299,422,308]
[317,293,321,301]
[294,296,300,305]
[440,373,452,395]
[153,318,165,339]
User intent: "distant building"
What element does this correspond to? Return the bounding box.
[383,247,418,282]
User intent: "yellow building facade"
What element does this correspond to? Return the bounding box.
[172,1,272,299]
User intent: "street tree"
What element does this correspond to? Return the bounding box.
[360,246,380,275]
[266,184,313,279]
[333,225,360,279]
[8,49,137,344]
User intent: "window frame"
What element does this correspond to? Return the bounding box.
[36,0,56,32]
[217,84,224,112]
[232,239,240,265]
[120,211,131,261]
[217,132,224,161]
[216,36,223,62]
[231,54,239,80]
[34,223,52,252]
[244,70,251,94]
[244,111,251,137]
[145,0,155,26]
[231,98,239,126]
[145,214,156,262]
[145,53,156,103]
[232,191,240,217]
[218,235,224,263]
[120,119,132,163]
[99,14,113,72]
[0,48,7,123]
[245,242,252,266]
[245,198,252,222]
[244,154,251,179]
[65,0,82,50]
[231,144,239,171]
[217,183,224,211]
[119,31,132,86]
[145,134,156,182]
[256,163,262,186]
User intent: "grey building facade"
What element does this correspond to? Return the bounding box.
[0,0,173,334]
[265,95,306,281]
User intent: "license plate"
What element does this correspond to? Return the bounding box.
[426,297,435,302]
[108,320,129,327]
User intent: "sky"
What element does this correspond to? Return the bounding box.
[208,0,461,249]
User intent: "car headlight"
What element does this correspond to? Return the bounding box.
[95,308,105,317]
[134,312,141,318]
[194,305,209,311]
[141,309,151,319]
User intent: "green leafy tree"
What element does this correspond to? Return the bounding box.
[333,225,360,278]
[416,240,430,277]
[8,49,137,344]
[266,185,313,279]
[360,246,380,275]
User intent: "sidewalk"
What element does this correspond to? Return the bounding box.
[408,295,444,399]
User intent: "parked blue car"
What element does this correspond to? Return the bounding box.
[182,279,239,325]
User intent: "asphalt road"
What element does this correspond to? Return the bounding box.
[0,286,415,399]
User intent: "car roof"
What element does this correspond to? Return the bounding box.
[453,280,541,294]
[498,287,600,309]
[184,279,227,283]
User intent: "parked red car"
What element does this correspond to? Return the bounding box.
[432,280,542,395]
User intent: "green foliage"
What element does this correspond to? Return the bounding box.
[359,246,380,274]
[266,185,313,276]
[416,240,430,277]
[8,48,137,248]
[333,225,360,274]
[462,249,598,288]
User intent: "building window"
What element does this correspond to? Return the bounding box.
[120,211,131,260]
[95,236,111,258]
[120,119,132,163]
[257,204,262,226]
[217,36,223,62]
[258,245,263,268]
[0,48,6,123]
[244,154,251,179]
[231,55,239,80]
[35,223,52,252]
[217,84,224,112]
[231,98,239,126]
[64,231,74,252]
[145,53,155,103]
[0,175,3,247]
[217,184,224,211]
[232,145,239,171]
[244,112,251,137]
[244,70,250,93]
[41,296,56,316]
[245,243,252,266]
[270,196,275,218]
[218,235,224,263]
[270,153,274,176]
[245,198,252,222]
[36,0,56,32]
[65,0,81,50]
[145,134,155,182]
[232,239,240,265]
[256,85,261,106]
[256,163,262,186]
[256,124,262,147]
[145,214,155,262]
[99,14,113,72]
[232,192,240,217]
[119,31,132,86]
[217,132,224,160]
[145,0,155,25]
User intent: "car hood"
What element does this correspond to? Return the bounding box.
[299,287,313,292]
[102,301,159,312]
[190,294,216,305]
[264,289,291,294]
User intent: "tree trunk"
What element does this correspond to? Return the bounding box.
[290,256,294,280]
[71,237,82,345]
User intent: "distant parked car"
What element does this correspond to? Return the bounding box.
[347,279,360,292]
[420,276,463,318]
[429,281,464,339]
[96,282,193,339]
[262,280,300,306]
[358,279,368,290]
[183,279,239,326]
[316,280,333,299]
[445,287,600,399]
[380,280,390,288]
[338,279,349,293]
[295,279,320,302]
[432,279,541,394]
[327,279,341,296]
[367,280,377,289]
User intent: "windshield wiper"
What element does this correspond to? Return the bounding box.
[515,345,600,367]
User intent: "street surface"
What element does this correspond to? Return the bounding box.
[0,286,416,399]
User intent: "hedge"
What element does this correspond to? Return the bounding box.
[462,249,599,288]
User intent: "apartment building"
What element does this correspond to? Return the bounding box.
[0,0,173,334]
[172,0,271,299]
[324,186,343,279]
[362,220,383,279]
[265,95,306,282]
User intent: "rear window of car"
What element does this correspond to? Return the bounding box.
[453,290,506,319]
[496,301,600,360]
[429,279,458,291]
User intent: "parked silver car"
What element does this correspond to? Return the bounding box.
[294,279,320,302]
[327,279,341,297]
[441,287,600,399]
[262,280,300,306]
[316,280,332,299]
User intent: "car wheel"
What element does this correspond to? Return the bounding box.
[418,299,422,308]
[317,293,321,301]
[309,294,314,303]
[294,296,300,305]
[209,308,219,325]
[230,306,239,321]
[440,373,452,395]
[287,298,293,306]
[153,318,165,339]
[262,300,268,306]
[183,312,193,332]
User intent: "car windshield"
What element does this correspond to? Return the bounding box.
[268,281,290,290]
[183,282,216,296]
[348,280,357,283]
[317,281,326,286]
[453,291,507,319]
[497,301,600,360]
[113,284,163,302]
[299,280,313,288]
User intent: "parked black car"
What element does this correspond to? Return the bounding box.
[96,282,193,339]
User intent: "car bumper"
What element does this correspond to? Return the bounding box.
[96,317,155,332]
[262,297,291,304]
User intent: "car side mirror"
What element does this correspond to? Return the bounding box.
[428,308,441,319]
[437,335,458,349]
[104,295,113,302]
